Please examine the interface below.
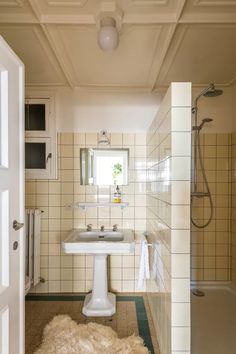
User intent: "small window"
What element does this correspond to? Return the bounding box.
[25,104,45,131]
[25,142,46,169]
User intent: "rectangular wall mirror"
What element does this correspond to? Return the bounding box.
[80,148,129,186]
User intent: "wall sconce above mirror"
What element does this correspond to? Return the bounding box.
[80,148,129,186]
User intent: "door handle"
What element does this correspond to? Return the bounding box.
[13,220,24,231]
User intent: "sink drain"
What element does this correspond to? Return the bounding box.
[192,289,205,297]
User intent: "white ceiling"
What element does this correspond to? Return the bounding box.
[0,0,236,90]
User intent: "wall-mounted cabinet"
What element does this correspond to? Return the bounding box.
[25,95,57,180]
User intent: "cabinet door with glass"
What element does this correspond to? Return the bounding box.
[25,98,51,137]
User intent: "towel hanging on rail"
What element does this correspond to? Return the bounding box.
[137,234,150,290]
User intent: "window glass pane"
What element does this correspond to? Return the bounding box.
[25,104,46,131]
[25,143,46,169]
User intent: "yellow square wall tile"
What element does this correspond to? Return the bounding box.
[49,244,60,256]
[110,280,122,292]
[48,256,60,268]
[110,268,122,280]
[191,268,203,281]
[216,256,229,269]
[216,133,230,146]
[61,268,73,281]
[49,218,61,231]
[73,157,80,170]
[74,133,85,145]
[61,133,73,145]
[204,146,216,158]
[111,133,122,146]
[25,181,36,194]
[49,194,61,207]
[85,133,97,146]
[110,255,122,268]
[123,255,135,267]
[61,182,73,195]
[49,182,61,194]
[204,158,216,170]
[204,256,215,269]
[60,145,73,158]
[217,158,229,171]
[49,268,60,281]
[204,134,216,146]
[216,244,229,256]
[61,207,73,219]
[61,157,73,170]
[73,268,85,281]
[36,195,48,207]
[122,280,135,292]
[49,206,60,219]
[61,219,73,231]
[74,255,85,268]
[135,133,146,146]
[48,231,60,244]
[48,281,60,293]
[61,281,73,292]
[123,134,135,146]
[216,269,229,281]
[73,281,86,292]
[216,145,229,158]
[25,195,36,207]
[36,181,49,194]
[203,232,215,244]
[204,244,215,256]
[73,145,80,158]
[203,269,216,280]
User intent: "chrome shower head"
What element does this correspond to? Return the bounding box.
[203,84,223,97]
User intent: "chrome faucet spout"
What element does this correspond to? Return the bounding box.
[87,224,92,232]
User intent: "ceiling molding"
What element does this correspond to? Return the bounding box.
[194,0,236,6]
[46,0,88,7]
[131,0,169,6]
[40,24,77,88]
[155,25,188,85]
[0,0,23,7]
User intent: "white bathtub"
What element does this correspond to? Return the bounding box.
[191,282,236,354]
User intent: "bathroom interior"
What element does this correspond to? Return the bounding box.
[0,1,236,354]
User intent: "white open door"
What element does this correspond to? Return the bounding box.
[0,36,24,354]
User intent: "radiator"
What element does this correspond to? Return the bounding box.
[25,209,41,290]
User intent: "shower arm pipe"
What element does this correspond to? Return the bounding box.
[193,84,214,125]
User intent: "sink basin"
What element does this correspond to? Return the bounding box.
[78,231,124,242]
[62,228,134,317]
[63,229,134,254]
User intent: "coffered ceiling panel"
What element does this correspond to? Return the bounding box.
[156,25,236,86]
[47,24,171,87]
[180,0,236,23]
[0,0,37,23]
[0,25,66,85]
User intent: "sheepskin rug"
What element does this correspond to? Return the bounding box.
[33,315,149,354]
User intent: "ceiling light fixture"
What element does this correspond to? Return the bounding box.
[98,130,110,146]
[98,17,119,51]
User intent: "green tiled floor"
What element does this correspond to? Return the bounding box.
[26,294,157,353]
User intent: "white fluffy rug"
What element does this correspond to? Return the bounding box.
[33,315,150,354]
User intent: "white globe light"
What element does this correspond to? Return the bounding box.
[98,18,119,51]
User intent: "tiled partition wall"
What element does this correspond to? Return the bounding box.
[25,132,146,293]
[191,133,231,281]
[146,83,191,354]
[232,133,236,285]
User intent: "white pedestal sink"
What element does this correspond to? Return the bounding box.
[62,229,134,317]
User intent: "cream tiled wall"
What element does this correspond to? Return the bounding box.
[146,83,191,354]
[191,133,231,281]
[231,133,236,285]
[25,132,146,293]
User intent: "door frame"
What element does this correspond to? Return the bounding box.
[0,36,25,354]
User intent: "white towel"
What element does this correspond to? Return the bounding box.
[137,234,150,290]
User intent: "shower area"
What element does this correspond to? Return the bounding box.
[191,84,236,354]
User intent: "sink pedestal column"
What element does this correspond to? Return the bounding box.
[82,254,116,317]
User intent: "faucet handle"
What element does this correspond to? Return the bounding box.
[100,225,105,232]
[87,224,92,231]
[112,224,118,232]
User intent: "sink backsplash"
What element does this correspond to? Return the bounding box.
[25,132,146,294]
